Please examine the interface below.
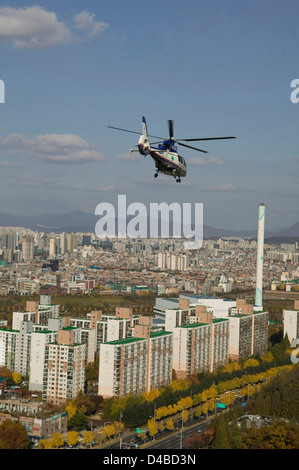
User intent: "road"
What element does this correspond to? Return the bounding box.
[139,417,213,450]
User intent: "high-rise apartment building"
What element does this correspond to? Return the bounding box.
[228,300,269,361]
[49,238,56,257]
[66,233,77,254]
[0,329,18,371]
[211,318,229,370]
[283,300,299,343]
[157,253,188,271]
[42,329,86,406]
[0,321,32,376]
[21,235,34,261]
[70,308,139,352]
[29,330,58,392]
[172,322,211,378]
[98,327,173,398]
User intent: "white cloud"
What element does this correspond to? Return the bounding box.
[73,11,109,37]
[0,132,106,163]
[0,6,70,49]
[0,161,23,168]
[15,177,44,187]
[0,7,109,49]
[116,153,139,161]
[42,149,106,163]
[209,157,225,165]
[204,184,238,192]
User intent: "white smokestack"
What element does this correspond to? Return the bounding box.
[255,203,265,307]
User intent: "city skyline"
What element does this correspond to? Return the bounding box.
[0,0,299,232]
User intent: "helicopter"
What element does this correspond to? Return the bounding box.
[108,117,235,183]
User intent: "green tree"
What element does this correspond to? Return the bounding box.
[228,419,242,449]
[213,415,231,449]
[67,411,88,431]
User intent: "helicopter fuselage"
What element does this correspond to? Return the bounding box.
[108,116,235,183]
[138,136,187,180]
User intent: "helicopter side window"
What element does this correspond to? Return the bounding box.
[178,156,182,164]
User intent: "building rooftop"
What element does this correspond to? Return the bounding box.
[179,322,208,328]
[150,330,172,338]
[105,337,147,346]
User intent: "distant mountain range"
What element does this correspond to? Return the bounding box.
[0,210,298,241]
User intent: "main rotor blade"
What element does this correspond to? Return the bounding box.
[177,142,208,153]
[107,126,141,135]
[177,136,236,142]
[168,120,174,139]
[107,126,164,140]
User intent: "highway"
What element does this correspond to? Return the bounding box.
[139,417,213,450]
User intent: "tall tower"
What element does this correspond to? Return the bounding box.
[255,203,265,307]
[21,235,34,261]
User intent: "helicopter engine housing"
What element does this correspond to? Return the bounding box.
[138,134,150,155]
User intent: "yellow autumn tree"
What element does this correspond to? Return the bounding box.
[177,396,193,410]
[82,430,94,447]
[195,405,202,418]
[206,386,218,400]
[114,421,124,436]
[142,389,160,402]
[155,406,168,420]
[158,422,165,433]
[12,371,22,385]
[202,402,209,415]
[38,439,53,449]
[222,361,241,373]
[165,418,174,431]
[170,378,189,392]
[148,418,158,438]
[66,431,79,447]
[50,432,64,449]
[171,403,179,415]
[182,409,189,423]
[110,396,128,417]
[221,391,235,406]
[208,399,215,412]
[261,351,274,363]
[65,400,77,420]
[100,424,115,441]
[192,393,202,406]
[166,404,175,416]
[244,358,259,368]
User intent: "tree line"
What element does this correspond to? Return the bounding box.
[184,364,299,449]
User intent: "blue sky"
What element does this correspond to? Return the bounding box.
[0,0,298,232]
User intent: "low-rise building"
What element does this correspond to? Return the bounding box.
[0,399,68,442]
